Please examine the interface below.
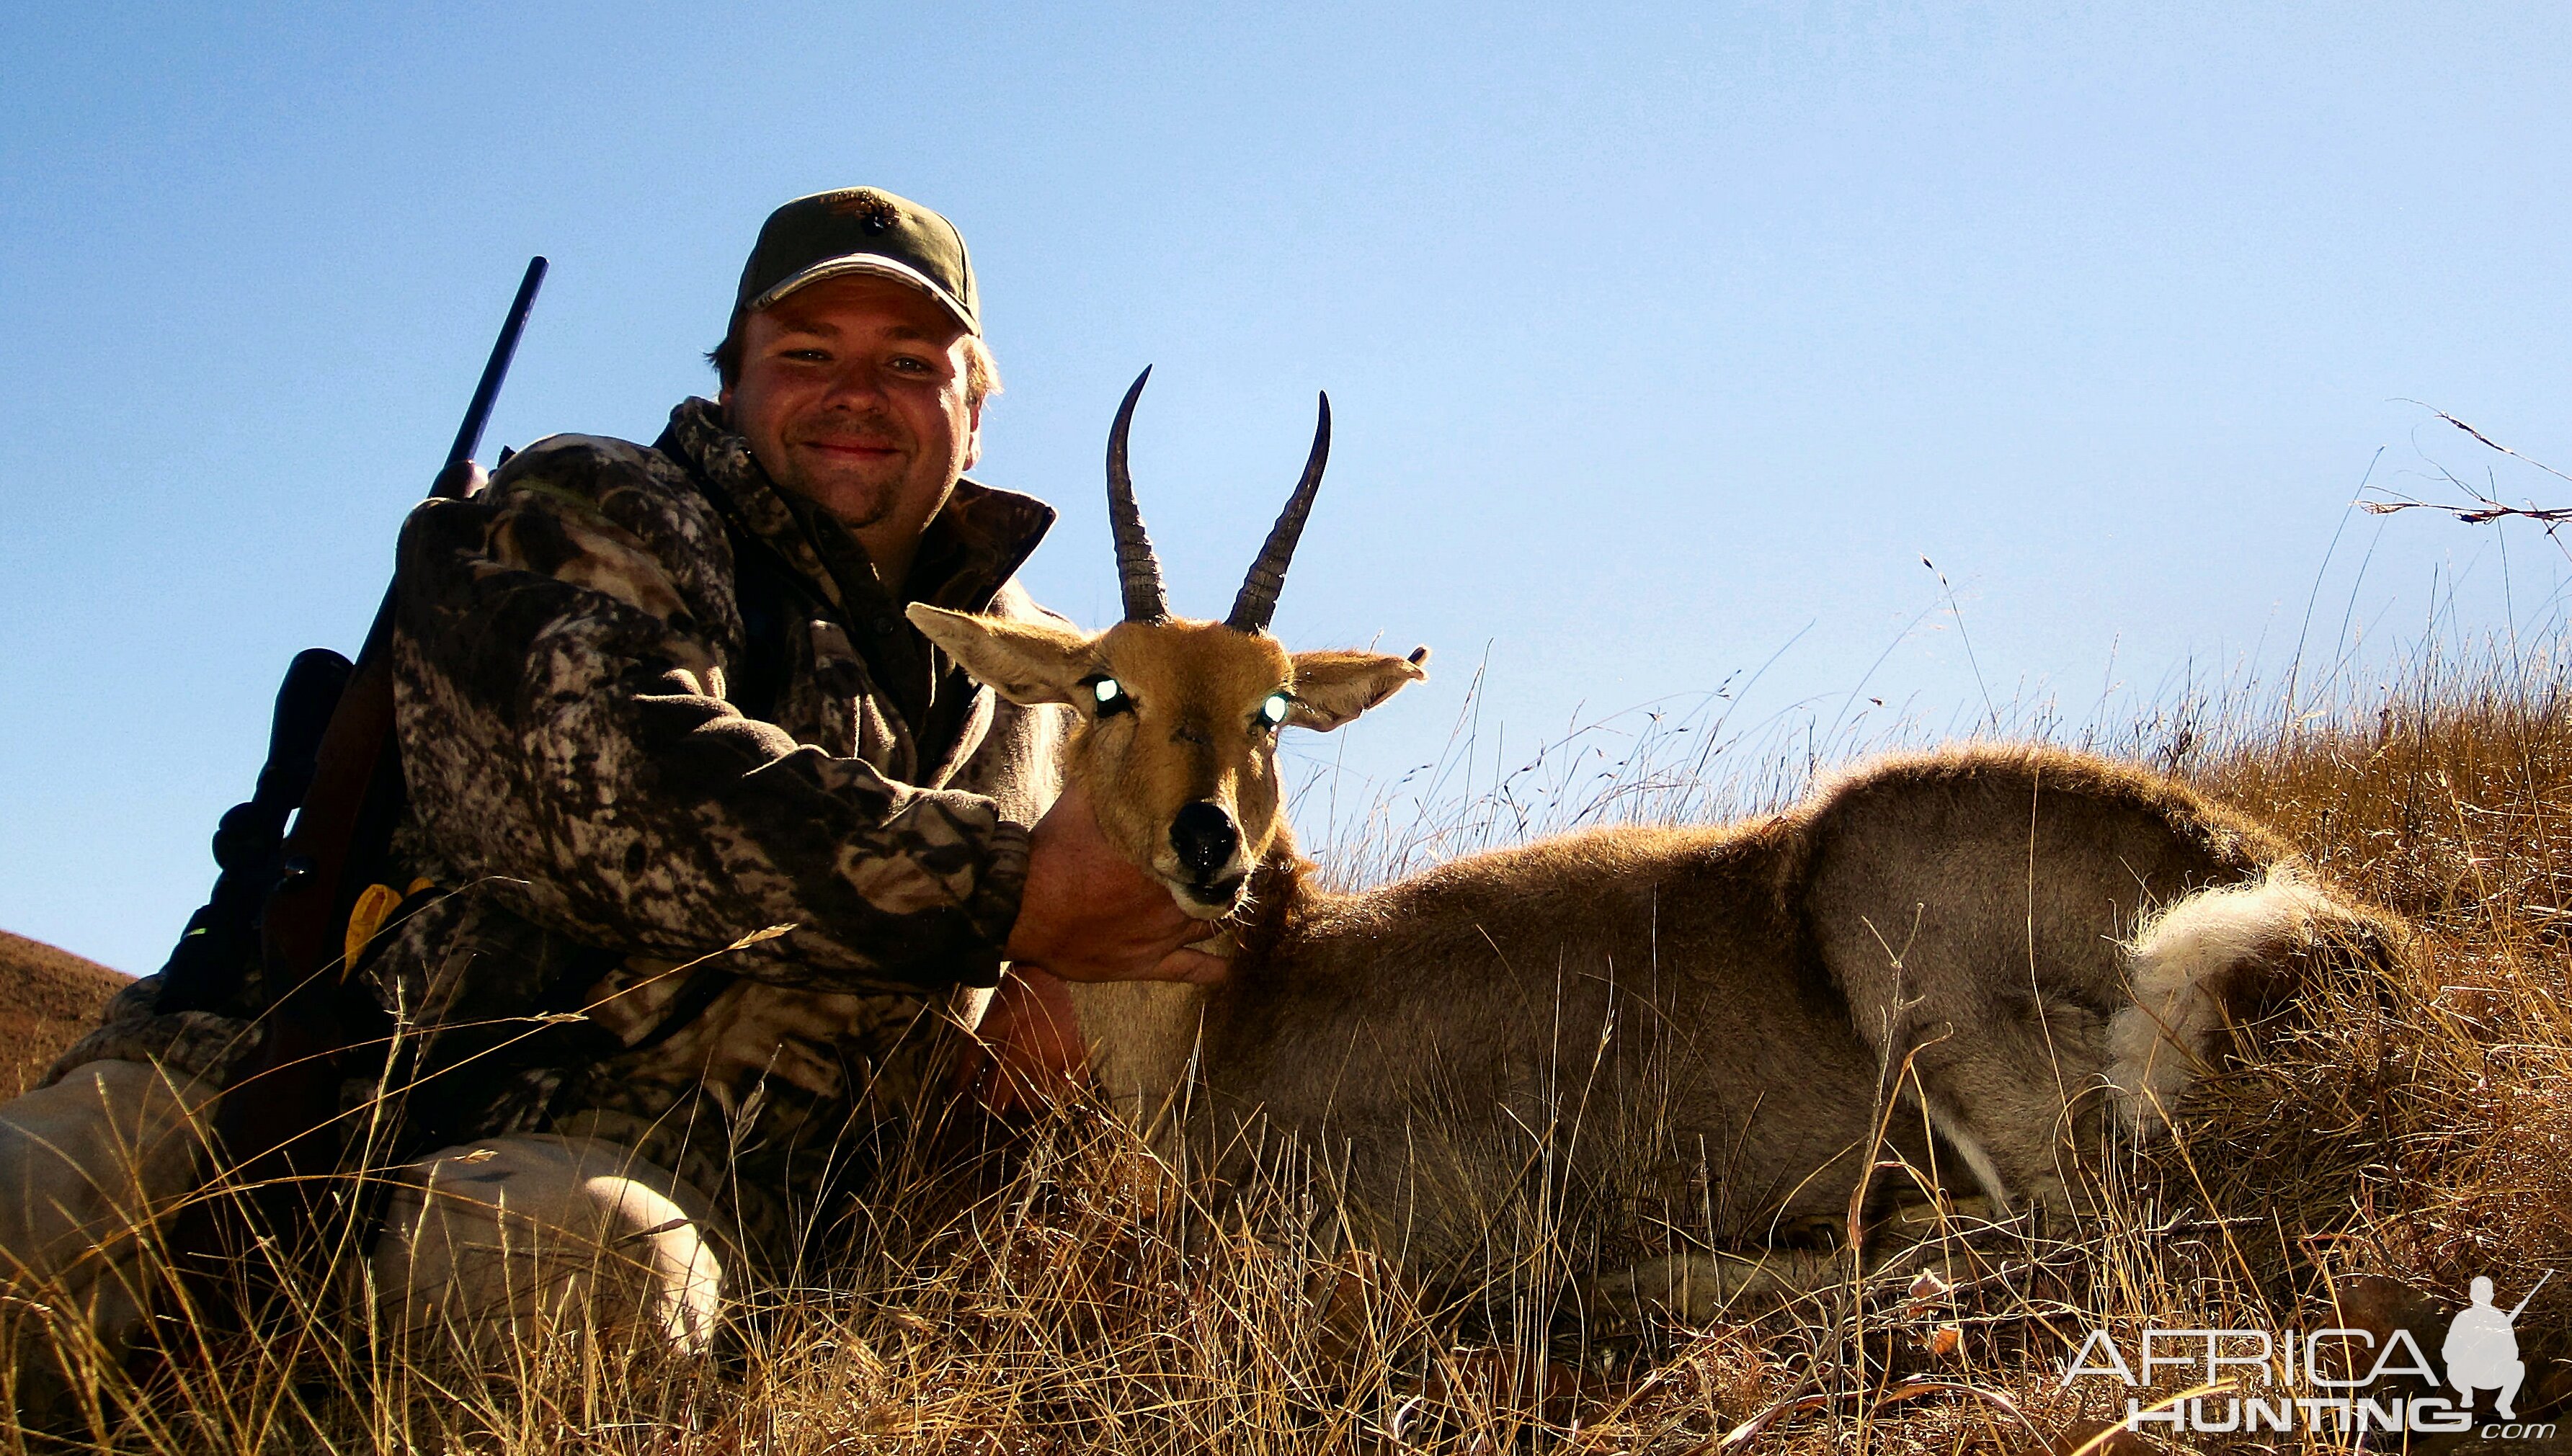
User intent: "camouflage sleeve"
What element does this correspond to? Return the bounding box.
[390,434,1026,993]
[43,975,260,1089]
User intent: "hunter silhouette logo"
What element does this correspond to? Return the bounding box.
[2448,1272,2549,1421]
[2060,1271,2558,1439]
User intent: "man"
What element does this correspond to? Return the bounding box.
[2,187,1216,1365]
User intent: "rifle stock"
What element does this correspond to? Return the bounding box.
[152,648,350,1012]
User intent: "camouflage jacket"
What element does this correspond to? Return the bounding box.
[69,398,1069,1263]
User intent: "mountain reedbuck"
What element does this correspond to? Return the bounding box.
[909,370,2402,1313]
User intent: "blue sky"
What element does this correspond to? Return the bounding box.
[5,3,2569,971]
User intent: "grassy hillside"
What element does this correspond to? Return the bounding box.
[0,929,128,1097]
[5,643,2566,1453]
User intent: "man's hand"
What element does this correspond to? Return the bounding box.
[1003,780,1231,985]
[961,964,1086,1115]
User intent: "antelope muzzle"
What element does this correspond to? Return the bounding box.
[1169,799,1247,908]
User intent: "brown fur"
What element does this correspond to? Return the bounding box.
[925,603,2401,1308]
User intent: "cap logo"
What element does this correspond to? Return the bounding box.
[829,189,901,233]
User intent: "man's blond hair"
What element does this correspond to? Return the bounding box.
[960,336,1003,408]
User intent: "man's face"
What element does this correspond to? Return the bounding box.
[722,274,982,538]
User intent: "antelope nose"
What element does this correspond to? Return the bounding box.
[1170,800,1240,880]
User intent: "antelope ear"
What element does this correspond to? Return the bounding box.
[907,604,1095,707]
[1286,646,1430,731]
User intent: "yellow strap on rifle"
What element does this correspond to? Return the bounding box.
[343,883,406,972]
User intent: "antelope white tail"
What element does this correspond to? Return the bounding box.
[2106,872,2341,1133]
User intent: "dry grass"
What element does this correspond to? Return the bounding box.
[0,932,129,1097]
[8,631,2571,1455]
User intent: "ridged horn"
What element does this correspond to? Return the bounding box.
[1225,392,1330,634]
[1105,367,1170,622]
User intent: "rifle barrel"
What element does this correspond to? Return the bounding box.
[440,255,548,483]
[2507,1268,2555,1321]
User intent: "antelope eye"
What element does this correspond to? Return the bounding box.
[1089,676,1131,715]
[1258,692,1291,728]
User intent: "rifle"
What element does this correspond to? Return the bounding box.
[2507,1269,2555,1322]
[156,257,546,1293]
[256,256,548,995]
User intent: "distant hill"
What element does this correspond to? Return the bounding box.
[0,931,130,1097]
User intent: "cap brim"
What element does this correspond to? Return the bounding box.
[749,254,978,334]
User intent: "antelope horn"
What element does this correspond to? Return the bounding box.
[1226,392,1330,634]
[1106,367,1170,622]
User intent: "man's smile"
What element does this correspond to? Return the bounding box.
[796,436,902,459]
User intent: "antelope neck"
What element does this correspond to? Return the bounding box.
[1211,844,1314,981]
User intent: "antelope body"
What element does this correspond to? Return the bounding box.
[911,372,2396,1310]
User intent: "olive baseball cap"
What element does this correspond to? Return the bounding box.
[731,186,979,335]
